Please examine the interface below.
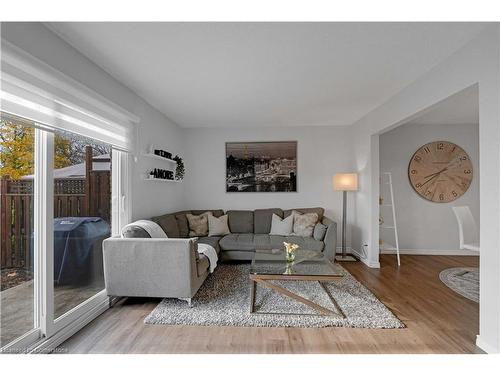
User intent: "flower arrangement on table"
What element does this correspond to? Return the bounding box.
[283,242,299,263]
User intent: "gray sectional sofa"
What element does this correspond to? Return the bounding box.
[102,207,336,305]
[149,207,337,261]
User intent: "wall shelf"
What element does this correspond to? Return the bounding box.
[143,177,180,183]
[143,153,178,166]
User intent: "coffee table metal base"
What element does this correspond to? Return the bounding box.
[249,274,345,318]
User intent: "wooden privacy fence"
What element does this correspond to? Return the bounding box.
[0,149,111,269]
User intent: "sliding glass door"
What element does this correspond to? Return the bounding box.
[0,112,126,351]
[51,129,111,320]
[0,114,39,348]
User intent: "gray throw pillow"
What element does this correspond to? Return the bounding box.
[313,223,328,241]
[292,210,319,237]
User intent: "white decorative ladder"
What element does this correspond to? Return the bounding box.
[379,172,401,267]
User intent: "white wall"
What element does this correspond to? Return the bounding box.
[379,123,479,253]
[351,26,500,353]
[1,23,186,220]
[183,126,355,247]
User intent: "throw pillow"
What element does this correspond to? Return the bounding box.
[269,213,294,235]
[292,210,319,237]
[313,222,328,241]
[186,211,211,236]
[208,214,231,236]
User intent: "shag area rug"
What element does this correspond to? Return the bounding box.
[439,267,479,303]
[144,263,404,329]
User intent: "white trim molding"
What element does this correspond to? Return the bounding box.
[476,335,498,354]
[380,249,478,256]
[30,297,109,354]
[336,246,380,268]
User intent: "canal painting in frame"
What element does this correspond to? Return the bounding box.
[226,141,297,192]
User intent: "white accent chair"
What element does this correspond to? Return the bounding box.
[452,206,479,252]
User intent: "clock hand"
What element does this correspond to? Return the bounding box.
[420,172,440,188]
[423,167,448,179]
[420,174,440,197]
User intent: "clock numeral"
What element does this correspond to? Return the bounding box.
[439,193,444,201]
[464,169,472,174]
[459,156,467,161]
[415,183,422,188]
[414,156,421,162]
[452,191,458,197]
[410,169,417,175]
[437,143,444,150]
[423,147,430,154]
[426,190,432,196]
[462,182,468,188]
[451,146,456,153]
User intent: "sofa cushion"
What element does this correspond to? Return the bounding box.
[283,235,325,252]
[173,210,192,238]
[151,214,180,238]
[284,207,324,221]
[197,236,222,255]
[254,208,283,234]
[121,225,151,238]
[227,210,254,233]
[253,234,286,249]
[219,233,325,253]
[219,233,255,252]
[253,234,325,252]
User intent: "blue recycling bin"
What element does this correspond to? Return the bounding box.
[53,217,110,285]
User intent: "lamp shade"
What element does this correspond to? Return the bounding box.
[333,173,358,191]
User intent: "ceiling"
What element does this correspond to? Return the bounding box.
[46,22,487,128]
[408,85,479,126]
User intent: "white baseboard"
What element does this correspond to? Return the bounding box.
[30,298,109,353]
[336,247,380,268]
[476,335,498,353]
[380,248,478,256]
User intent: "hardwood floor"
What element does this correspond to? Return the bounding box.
[57,255,481,354]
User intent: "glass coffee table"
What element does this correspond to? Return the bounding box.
[249,248,347,317]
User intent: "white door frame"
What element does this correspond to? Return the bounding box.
[1,127,130,352]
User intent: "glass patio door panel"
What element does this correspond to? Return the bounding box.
[0,113,38,347]
[52,129,110,319]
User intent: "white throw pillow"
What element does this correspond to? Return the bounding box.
[208,214,231,236]
[269,213,294,236]
[292,210,319,237]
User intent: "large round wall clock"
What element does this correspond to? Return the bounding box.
[408,141,473,203]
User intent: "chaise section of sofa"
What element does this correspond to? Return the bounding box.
[102,238,208,303]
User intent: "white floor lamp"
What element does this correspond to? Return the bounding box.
[333,173,358,262]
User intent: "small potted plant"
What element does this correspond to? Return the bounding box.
[173,155,185,181]
[283,242,299,263]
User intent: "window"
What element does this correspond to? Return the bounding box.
[1,41,137,351]
[0,114,38,347]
